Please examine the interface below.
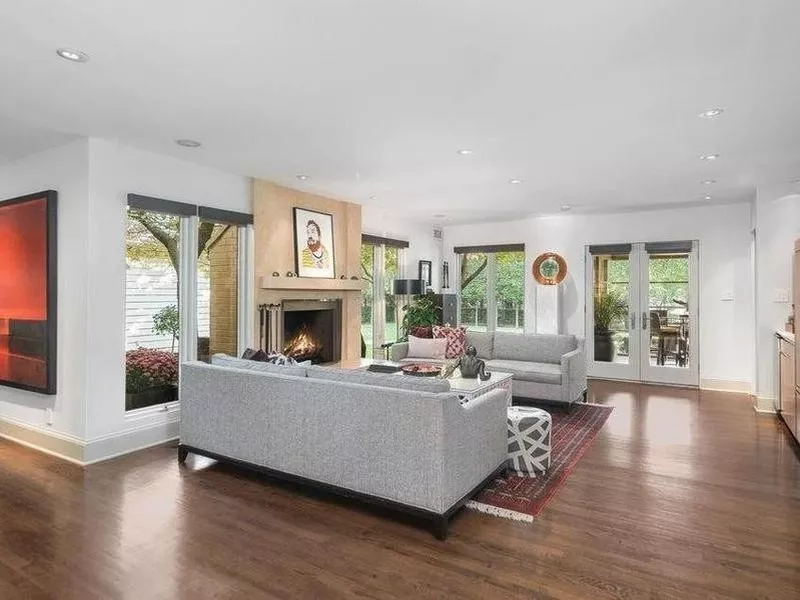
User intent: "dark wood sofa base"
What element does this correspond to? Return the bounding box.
[178,443,506,540]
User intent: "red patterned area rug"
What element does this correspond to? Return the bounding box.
[467,403,613,522]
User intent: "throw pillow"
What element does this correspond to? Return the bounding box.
[409,325,433,339]
[407,335,448,359]
[433,325,467,359]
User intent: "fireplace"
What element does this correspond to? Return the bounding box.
[260,299,342,364]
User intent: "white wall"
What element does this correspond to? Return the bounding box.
[84,138,251,457]
[362,206,443,290]
[0,139,90,442]
[753,190,799,406]
[443,202,756,389]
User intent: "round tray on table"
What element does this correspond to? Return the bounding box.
[400,364,442,377]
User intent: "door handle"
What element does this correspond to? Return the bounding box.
[630,312,636,329]
[642,311,648,330]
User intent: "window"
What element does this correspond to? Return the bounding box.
[361,234,408,357]
[125,195,252,412]
[456,244,525,333]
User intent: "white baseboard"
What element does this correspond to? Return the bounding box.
[700,379,753,394]
[83,418,179,465]
[1,415,179,465]
[754,395,777,414]
[0,417,84,465]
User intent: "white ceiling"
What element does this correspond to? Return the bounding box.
[1,0,799,223]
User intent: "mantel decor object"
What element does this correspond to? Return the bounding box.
[418,260,432,288]
[293,207,335,279]
[532,252,567,285]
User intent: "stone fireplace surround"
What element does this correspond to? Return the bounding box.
[253,179,363,363]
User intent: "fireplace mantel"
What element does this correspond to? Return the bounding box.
[258,275,362,292]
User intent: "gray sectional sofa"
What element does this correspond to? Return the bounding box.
[391,331,587,408]
[178,355,508,539]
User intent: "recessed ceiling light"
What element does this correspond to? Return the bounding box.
[369,195,377,201]
[56,48,89,63]
[702,179,716,185]
[704,195,713,200]
[700,154,719,161]
[509,179,523,185]
[560,205,572,212]
[296,174,310,181]
[433,213,446,218]
[175,139,201,148]
[699,108,724,119]
[457,149,474,155]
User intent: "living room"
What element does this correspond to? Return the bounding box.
[1,2,800,598]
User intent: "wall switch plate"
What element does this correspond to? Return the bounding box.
[45,408,53,426]
[774,288,790,303]
[720,290,734,302]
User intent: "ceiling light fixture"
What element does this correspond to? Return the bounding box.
[175,139,201,148]
[702,179,716,185]
[509,179,523,185]
[296,174,310,181]
[699,108,724,119]
[457,149,474,155]
[433,213,446,218]
[704,195,713,200]
[56,48,89,63]
[369,195,377,201]
[560,205,572,212]
[700,154,719,161]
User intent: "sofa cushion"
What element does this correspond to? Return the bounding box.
[408,325,433,338]
[211,354,308,378]
[307,365,451,393]
[486,359,563,385]
[433,325,467,358]
[408,335,448,359]
[465,331,494,359]
[493,332,577,364]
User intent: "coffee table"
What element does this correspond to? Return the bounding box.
[447,369,514,407]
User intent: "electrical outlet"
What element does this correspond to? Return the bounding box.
[45,408,53,426]
[774,288,790,303]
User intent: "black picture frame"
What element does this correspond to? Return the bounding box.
[292,207,336,279]
[0,190,58,395]
[418,260,432,288]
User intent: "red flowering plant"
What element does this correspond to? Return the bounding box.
[125,348,179,394]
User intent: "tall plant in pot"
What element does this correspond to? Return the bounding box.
[400,294,441,340]
[593,290,628,362]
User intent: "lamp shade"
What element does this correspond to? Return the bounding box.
[392,278,424,295]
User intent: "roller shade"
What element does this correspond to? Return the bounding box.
[453,243,525,254]
[362,234,409,249]
[588,243,632,256]
[128,194,254,225]
[644,241,694,254]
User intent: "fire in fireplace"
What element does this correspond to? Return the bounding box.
[279,299,342,364]
[283,323,323,362]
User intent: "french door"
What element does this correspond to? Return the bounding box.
[585,241,699,386]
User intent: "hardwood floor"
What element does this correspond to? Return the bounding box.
[1,381,799,599]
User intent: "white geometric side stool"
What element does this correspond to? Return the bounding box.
[506,406,552,476]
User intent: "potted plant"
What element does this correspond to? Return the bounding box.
[125,348,179,410]
[400,294,441,340]
[593,290,628,362]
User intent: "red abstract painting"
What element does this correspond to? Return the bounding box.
[0,191,57,394]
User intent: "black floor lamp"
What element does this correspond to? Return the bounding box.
[392,278,425,339]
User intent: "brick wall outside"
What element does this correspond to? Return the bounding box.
[207,225,239,357]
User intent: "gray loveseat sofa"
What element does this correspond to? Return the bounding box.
[391,331,587,408]
[178,355,508,539]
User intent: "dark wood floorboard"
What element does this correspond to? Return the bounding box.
[1,381,799,599]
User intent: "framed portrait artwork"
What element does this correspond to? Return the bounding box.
[0,190,58,394]
[418,260,432,287]
[293,207,335,278]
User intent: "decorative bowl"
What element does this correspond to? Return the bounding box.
[400,363,442,377]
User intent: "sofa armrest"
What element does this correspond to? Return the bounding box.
[560,347,587,403]
[389,342,409,362]
[441,389,508,511]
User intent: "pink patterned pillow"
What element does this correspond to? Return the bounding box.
[433,325,467,359]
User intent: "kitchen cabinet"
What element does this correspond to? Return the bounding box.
[778,333,797,440]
